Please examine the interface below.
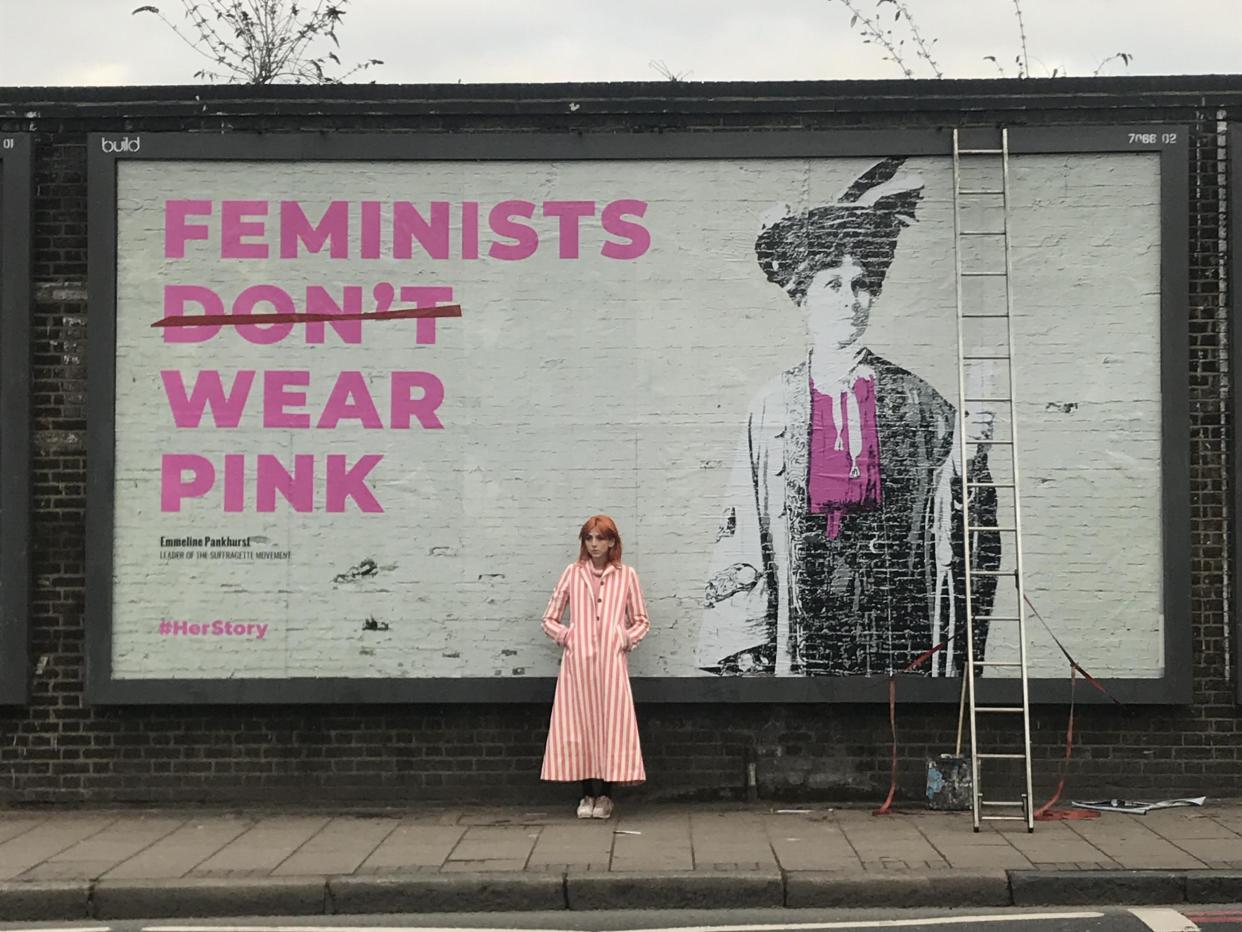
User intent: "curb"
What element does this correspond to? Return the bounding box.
[786,870,1010,909]
[0,881,90,921]
[92,878,328,920]
[566,871,784,910]
[1186,870,1242,902]
[0,868,1240,918]
[327,873,564,913]
[1009,870,1188,906]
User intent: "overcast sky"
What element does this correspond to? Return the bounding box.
[0,0,1235,87]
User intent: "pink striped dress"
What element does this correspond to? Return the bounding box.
[540,561,650,783]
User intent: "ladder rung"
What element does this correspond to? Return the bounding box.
[961,272,1008,277]
[968,482,1016,489]
[981,799,1027,806]
[963,354,1011,360]
[958,188,1005,195]
[968,525,1017,531]
[970,569,1016,576]
[965,397,1012,403]
[958,148,1004,155]
[965,439,1014,445]
[961,314,1010,319]
[976,706,1025,713]
[982,815,1028,821]
[974,660,1021,667]
[960,230,1005,236]
[977,753,1027,760]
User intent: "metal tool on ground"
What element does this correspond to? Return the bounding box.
[951,127,1035,832]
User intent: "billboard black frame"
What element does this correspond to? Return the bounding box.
[0,133,32,705]
[86,126,1189,705]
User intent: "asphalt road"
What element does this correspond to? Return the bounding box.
[0,905,1232,932]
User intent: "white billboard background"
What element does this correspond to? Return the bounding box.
[112,153,1163,681]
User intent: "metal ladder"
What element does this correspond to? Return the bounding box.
[950,128,1035,833]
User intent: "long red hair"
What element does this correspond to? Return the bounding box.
[578,514,622,565]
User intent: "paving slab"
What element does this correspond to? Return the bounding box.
[273,817,398,876]
[0,818,48,847]
[837,813,946,865]
[441,859,528,872]
[189,816,330,877]
[762,814,860,871]
[528,822,613,870]
[610,813,692,872]
[1146,814,1241,839]
[924,838,1001,852]
[932,844,1034,870]
[101,816,253,880]
[457,810,559,826]
[21,816,186,881]
[1067,824,1208,870]
[689,812,779,868]
[0,816,118,880]
[447,825,540,864]
[1164,838,1242,862]
[1112,852,1209,870]
[356,821,466,873]
[1004,834,1116,864]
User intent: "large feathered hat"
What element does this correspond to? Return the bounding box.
[755,157,924,302]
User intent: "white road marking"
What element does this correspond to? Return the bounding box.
[141,915,1112,932]
[1129,908,1201,932]
[609,915,1107,932]
[144,928,588,932]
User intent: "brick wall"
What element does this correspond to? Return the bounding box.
[0,78,1235,803]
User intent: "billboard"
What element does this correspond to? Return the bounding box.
[86,128,1189,703]
[0,133,31,704]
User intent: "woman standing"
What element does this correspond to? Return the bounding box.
[541,515,650,820]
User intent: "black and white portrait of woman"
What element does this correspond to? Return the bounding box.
[697,157,1002,678]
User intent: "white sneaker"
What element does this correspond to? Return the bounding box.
[576,796,595,819]
[591,796,614,819]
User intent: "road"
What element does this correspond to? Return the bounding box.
[0,905,1235,932]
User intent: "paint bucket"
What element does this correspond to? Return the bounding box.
[926,754,972,810]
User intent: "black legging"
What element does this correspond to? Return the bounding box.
[581,779,612,798]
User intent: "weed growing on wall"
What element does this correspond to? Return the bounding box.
[132,0,383,84]
[828,0,1132,78]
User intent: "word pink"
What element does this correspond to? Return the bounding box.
[160,619,269,639]
[165,199,651,262]
[161,283,452,345]
[161,370,444,430]
[162,453,383,513]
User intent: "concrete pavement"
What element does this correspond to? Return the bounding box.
[0,801,1238,918]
